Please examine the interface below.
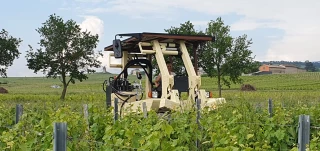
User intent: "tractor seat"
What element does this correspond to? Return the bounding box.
[173,76,189,95]
[154,76,189,98]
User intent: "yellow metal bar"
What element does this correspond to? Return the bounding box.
[159,44,179,55]
[139,42,179,55]
[140,42,176,47]
[162,50,179,55]
[108,53,115,68]
[140,42,152,47]
[152,40,174,99]
[140,50,156,54]
[128,54,146,58]
[179,40,201,102]
[139,42,156,54]
[109,64,122,68]
[121,51,128,79]
[109,64,145,68]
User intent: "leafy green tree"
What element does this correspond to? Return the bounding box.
[305,60,316,72]
[243,60,261,74]
[25,14,103,100]
[152,21,203,76]
[199,17,257,97]
[0,29,23,78]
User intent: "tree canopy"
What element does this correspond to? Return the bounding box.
[163,21,204,76]
[0,29,23,78]
[199,17,257,97]
[150,21,204,76]
[305,60,316,72]
[159,17,257,97]
[25,14,103,100]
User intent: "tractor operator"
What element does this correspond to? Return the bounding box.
[154,61,176,98]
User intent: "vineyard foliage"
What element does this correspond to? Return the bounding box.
[0,72,320,150]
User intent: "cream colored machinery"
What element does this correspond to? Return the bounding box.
[103,32,226,116]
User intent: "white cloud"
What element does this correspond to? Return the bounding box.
[77,15,109,71]
[77,15,123,72]
[77,0,320,61]
[79,15,104,37]
[62,0,320,62]
[84,0,176,20]
[230,17,281,31]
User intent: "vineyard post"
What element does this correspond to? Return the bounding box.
[281,101,286,109]
[53,122,67,151]
[195,97,201,150]
[268,98,273,118]
[114,98,119,122]
[142,102,147,118]
[83,104,89,131]
[255,102,262,113]
[298,115,310,151]
[106,84,112,108]
[15,104,23,124]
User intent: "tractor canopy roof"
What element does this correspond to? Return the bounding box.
[104,32,215,53]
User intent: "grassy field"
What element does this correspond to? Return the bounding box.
[0,72,320,150]
[1,72,320,103]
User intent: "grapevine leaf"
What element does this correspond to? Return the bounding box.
[275,129,285,141]
[246,134,254,140]
[163,124,173,136]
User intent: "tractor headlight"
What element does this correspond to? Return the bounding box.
[206,91,210,98]
[152,91,158,98]
[206,91,212,98]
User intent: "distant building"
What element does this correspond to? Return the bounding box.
[259,64,306,74]
[131,69,141,75]
[259,64,285,74]
[130,69,146,75]
[280,64,306,74]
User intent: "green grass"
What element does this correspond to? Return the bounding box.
[1,72,320,103]
[1,72,320,115]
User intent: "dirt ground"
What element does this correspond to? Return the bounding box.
[0,87,8,93]
[241,84,256,91]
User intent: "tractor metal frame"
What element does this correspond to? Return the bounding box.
[104,32,226,116]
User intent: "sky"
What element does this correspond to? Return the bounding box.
[1,0,320,77]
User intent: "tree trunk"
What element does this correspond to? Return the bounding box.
[60,71,67,100]
[217,75,222,98]
[60,84,67,100]
[217,67,222,98]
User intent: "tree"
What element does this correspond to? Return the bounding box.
[305,60,316,72]
[199,17,257,97]
[153,21,203,76]
[243,60,261,74]
[25,14,103,100]
[0,29,23,77]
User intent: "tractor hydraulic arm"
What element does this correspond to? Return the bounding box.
[179,41,201,101]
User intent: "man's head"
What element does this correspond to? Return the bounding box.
[166,61,173,72]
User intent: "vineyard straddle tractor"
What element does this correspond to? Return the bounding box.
[103,32,226,116]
